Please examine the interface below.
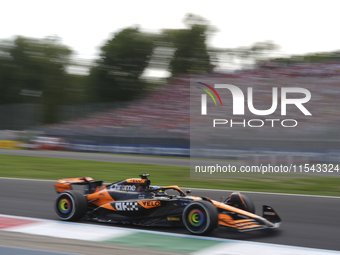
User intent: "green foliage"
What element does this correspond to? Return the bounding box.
[0,57,17,104]
[65,74,89,104]
[0,14,220,124]
[269,51,340,64]
[163,14,214,75]
[0,36,72,123]
[89,27,155,102]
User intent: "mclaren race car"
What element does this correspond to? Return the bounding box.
[53,174,281,235]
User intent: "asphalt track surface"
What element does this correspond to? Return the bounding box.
[0,150,340,251]
[0,246,75,255]
[1,178,339,251]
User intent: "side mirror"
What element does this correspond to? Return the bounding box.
[186,190,191,195]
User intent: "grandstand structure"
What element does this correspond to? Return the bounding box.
[49,61,340,140]
[15,61,337,162]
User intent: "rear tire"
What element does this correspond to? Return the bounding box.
[182,201,218,235]
[54,190,87,221]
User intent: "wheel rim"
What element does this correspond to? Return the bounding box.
[58,198,72,214]
[55,193,74,219]
[184,204,210,234]
[188,209,205,227]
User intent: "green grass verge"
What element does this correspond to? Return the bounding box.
[0,155,339,197]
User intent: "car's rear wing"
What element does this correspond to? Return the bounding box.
[57,177,94,184]
[54,177,102,193]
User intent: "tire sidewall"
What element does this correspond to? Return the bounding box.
[241,194,255,214]
[54,191,77,220]
[225,193,256,214]
[183,201,216,235]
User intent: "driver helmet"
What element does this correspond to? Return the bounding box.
[152,186,166,196]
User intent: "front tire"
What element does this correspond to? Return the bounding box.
[182,201,218,235]
[54,190,87,221]
[225,192,255,214]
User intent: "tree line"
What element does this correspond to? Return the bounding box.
[3,13,333,124]
[0,14,220,123]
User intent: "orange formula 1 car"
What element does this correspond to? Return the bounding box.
[54,174,281,235]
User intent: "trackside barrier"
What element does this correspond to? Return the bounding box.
[22,142,339,163]
[0,140,23,149]
[68,143,190,157]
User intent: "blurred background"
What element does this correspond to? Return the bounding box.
[1,2,340,253]
[1,0,340,163]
